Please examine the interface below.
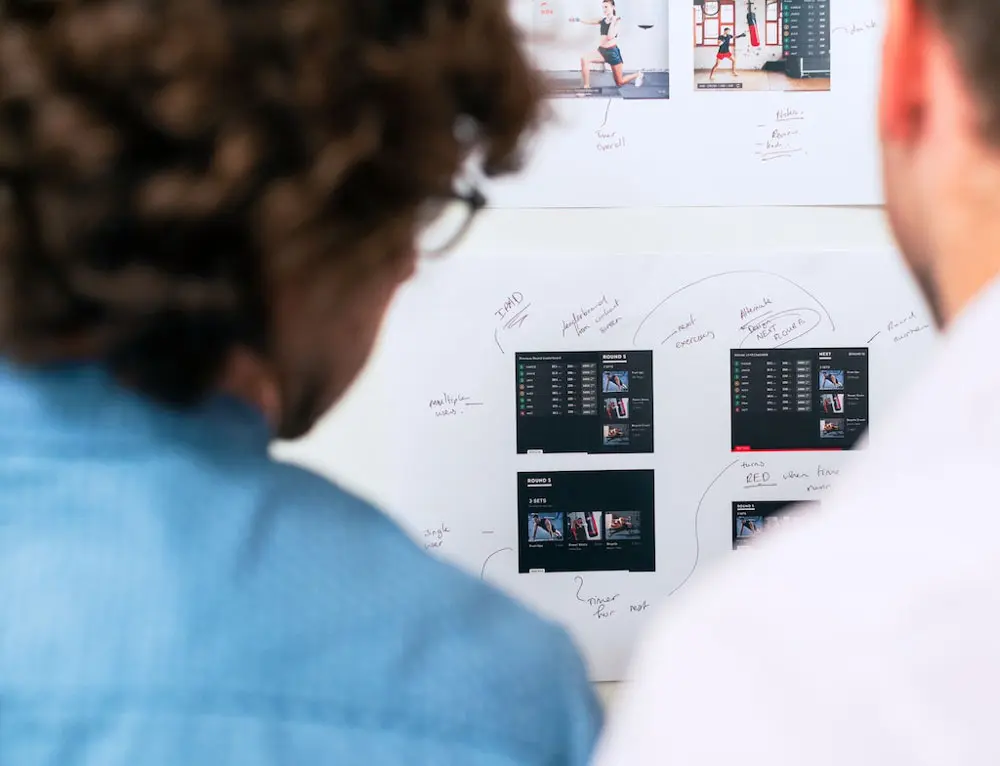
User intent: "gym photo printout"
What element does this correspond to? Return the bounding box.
[693,0,830,92]
[516,0,670,100]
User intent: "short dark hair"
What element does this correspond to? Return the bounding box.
[919,0,1000,140]
[0,0,542,405]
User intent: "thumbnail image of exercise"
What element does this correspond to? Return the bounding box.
[736,514,764,541]
[568,511,603,542]
[603,371,629,392]
[693,0,831,92]
[821,393,844,414]
[537,0,669,99]
[819,370,844,390]
[605,512,641,540]
[605,397,629,420]
[603,424,630,445]
[529,512,565,541]
[820,419,845,439]
[732,500,820,549]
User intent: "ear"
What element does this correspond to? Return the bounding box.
[880,0,930,143]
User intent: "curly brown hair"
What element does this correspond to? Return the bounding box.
[0,0,543,406]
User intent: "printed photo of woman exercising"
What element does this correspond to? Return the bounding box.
[571,0,644,90]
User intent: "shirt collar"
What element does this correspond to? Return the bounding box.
[0,358,272,456]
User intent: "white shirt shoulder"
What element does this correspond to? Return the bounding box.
[596,281,1000,766]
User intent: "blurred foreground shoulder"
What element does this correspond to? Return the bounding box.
[264,461,603,765]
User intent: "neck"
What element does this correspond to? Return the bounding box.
[935,237,1000,327]
[216,348,281,429]
[932,167,1000,326]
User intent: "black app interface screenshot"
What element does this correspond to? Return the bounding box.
[516,351,653,454]
[518,470,655,574]
[732,500,820,549]
[731,348,869,451]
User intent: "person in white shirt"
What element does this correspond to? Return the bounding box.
[596,1,1000,763]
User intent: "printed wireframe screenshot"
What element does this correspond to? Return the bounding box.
[519,470,655,573]
[732,499,820,549]
[516,351,653,454]
[731,348,869,451]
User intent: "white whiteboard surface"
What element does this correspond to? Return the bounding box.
[489,0,885,208]
[273,206,938,682]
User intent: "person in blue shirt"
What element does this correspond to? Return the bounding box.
[0,1,602,763]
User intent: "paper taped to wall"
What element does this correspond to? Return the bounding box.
[306,249,935,681]
[491,0,885,207]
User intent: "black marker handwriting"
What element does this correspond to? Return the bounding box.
[595,100,625,152]
[674,330,716,349]
[563,295,620,338]
[740,297,773,323]
[574,575,620,619]
[633,270,835,347]
[754,110,807,161]
[833,19,878,36]
[739,307,822,349]
[429,392,483,418]
[423,523,451,550]
[870,311,932,345]
[894,324,931,344]
[493,291,531,355]
[775,107,805,122]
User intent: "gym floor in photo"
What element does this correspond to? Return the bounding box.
[546,70,670,100]
[693,69,830,92]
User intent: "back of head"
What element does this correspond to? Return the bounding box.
[881,0,1000,325]
[0,0,542,435]
[917,0,1000,138]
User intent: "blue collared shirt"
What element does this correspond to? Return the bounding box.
[0,361,601,764]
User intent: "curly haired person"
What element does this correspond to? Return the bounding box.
[0,1,600,763]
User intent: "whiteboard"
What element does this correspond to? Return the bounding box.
[490,0,885,208]
[275,227,938,681]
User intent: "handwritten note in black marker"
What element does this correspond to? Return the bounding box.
[594,100,625,153]
[755,108,807,163]
[428,393,484,418]
[562,295,623,339]
[833,19,877,36]
[868,310,932,345]
[633,270,834,350]
[663,313,716,350]
[493,291,531,355]
[888,311,931,343]
[575,576,620,620]
[423,523,451,551]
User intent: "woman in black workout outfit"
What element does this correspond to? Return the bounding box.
[571,0,644,90]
